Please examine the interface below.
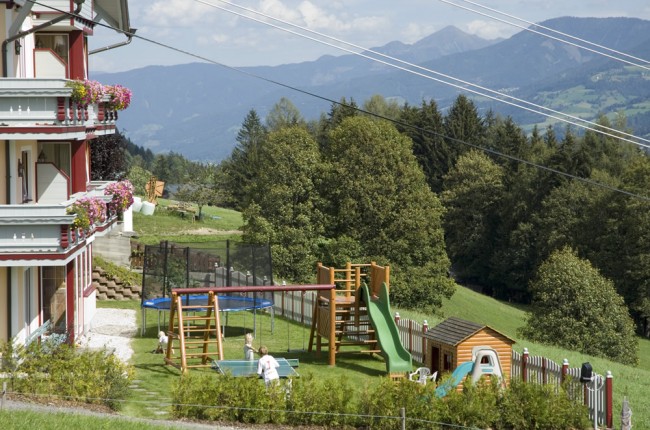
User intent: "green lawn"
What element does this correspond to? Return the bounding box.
[0,409,185,429]
[99,300,389,421]
[132,197,243,245]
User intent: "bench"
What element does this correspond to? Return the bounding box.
[166,201,198,222]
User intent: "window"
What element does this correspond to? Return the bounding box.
[41,266,67,334]
[35,34,69,60]
[443,352,453,371]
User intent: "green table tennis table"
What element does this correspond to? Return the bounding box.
[212,358,299,378]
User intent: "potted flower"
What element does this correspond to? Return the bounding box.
[105,180,135,218]
[74,196,107,228]
[105,85,132,111]
[66,204,90,232]
[65,79,105,107]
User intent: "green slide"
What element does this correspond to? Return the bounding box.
[360,283,412,373]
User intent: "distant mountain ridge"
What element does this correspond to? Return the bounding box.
[98,17,650,161]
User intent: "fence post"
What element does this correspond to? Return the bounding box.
[394,312,400,324]
[522,348,529,383]
[1,381,6,411]
[620,396,632,430]
[422,320,428,364]
[606,371,613,429]
[561,359,569,384]
[400,407,406,430]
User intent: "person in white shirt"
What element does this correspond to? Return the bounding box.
[257,345,280,386]
[243,333,257,361]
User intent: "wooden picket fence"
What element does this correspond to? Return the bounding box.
[269,290,615,428]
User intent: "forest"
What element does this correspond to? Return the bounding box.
[91,94,649,364]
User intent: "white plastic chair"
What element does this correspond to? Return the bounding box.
[409,367,437,385]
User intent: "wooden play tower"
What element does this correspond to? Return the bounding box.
[308,262,390,366]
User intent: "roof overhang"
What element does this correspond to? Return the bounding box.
[94,0,130,32]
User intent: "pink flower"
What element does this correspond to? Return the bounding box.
[105,180,134,214]
[106,85,132,110]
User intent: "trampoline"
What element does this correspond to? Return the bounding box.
[141,294,274,337]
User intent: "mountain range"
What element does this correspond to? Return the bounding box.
[96,17,650,162]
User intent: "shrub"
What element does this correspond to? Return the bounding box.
[171,372,590,429]
[93,255,141,288]
[498,379,590,429]
[0,339,133,410]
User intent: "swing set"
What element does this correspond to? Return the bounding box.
[164,284,335,374]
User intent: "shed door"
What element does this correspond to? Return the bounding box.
[431,346,440,375]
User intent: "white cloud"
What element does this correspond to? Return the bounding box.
[258,0,302,22]
[401,22,437,44]
[465,20,517,40]
[143,0,217,28]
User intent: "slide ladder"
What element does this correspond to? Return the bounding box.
[165,291,224,374]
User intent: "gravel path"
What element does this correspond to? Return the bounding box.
[77,308,138,362]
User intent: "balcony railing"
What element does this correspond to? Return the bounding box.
[0,182,118,259]
[0,79,118,138]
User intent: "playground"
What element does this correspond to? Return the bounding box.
[97,257,616,428]
[139,252,509,396]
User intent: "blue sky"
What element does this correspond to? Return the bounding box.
[89,0,650,73]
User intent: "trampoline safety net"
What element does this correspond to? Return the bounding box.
[141,240,273,304]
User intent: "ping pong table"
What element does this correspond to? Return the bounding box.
[212,358,299,378]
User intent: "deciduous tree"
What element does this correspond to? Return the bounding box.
[521,247,638,365]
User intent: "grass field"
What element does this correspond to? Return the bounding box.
[0,409,180,430]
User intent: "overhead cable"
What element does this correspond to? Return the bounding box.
[197,0,650,149]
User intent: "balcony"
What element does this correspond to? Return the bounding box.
[0,79,118,140]
[0,182,118,264]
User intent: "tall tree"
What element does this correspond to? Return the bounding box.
[91,129,128,180]
[362,94,401,121]
[265,97,305,131]
[219,109,267,210]
[396,100,448,192]
[443,94,485,168]
[324,116,454,311]
[242,126,324,283]
[316,98,358,153]
[521,247,638,365]
[174,163,220,220]
[441,150,505,285]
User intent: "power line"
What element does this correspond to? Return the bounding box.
[24,1,650,202]
[438,0,650,68]
[196,0,650,150]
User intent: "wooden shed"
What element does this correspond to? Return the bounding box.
[424,317,515,388]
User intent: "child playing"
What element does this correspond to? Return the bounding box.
[243,332,257,361]
[257,346,280,386]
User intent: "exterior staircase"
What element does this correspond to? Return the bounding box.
[92,267,142,301]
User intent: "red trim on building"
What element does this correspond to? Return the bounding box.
[57,97,66,121]
[2,126,85,134]
[0,239,87,261]
[66,260,74,341]
[69,30,85,80]
[60,225,69,249]
[83,284,95,298]
[70,140,86,194]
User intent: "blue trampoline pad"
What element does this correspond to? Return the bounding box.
[142,294,273,312]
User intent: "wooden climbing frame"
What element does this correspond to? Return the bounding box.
[165,285,335,374]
